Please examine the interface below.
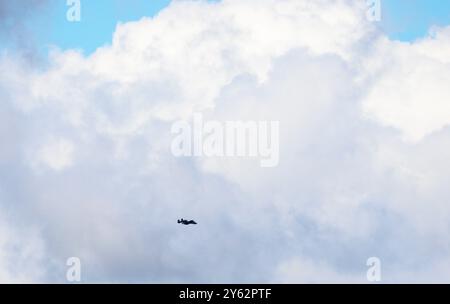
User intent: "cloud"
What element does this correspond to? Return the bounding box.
[274,257,361,283]
[363,26,450,142]
[1,0,450,283]
[0,212,47,283]
[31,137,75,171]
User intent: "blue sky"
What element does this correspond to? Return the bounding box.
[1,0,450,56]
[51,0,171,54]
[381,0,450,41]
[31,0,171,55]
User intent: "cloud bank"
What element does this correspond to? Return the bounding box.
[1,0,450,283]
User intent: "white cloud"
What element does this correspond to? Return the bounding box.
[0,213,47,283]
[274,257,362,283]
[1,0,450,283]
[363,27,450,142]
[32,137,75,171]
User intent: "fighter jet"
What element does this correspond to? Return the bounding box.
[178,219,198,225]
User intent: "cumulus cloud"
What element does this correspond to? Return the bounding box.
[363,26,450,142]
[1,0,450,283]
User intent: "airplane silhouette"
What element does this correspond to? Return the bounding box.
[178,219,197,225]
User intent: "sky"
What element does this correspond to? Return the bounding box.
[0,0,171,56]
[1,0,450,284]
[381,0,450,41]
[39,0,172,54]
[1,0,450,56]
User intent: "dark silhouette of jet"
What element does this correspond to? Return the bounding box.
[178,219,197,225]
